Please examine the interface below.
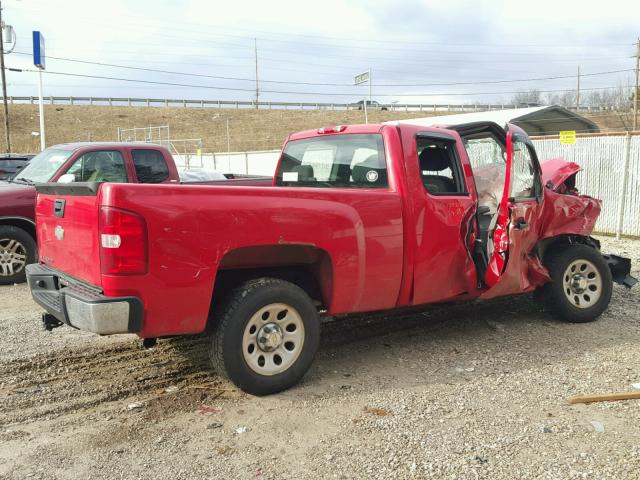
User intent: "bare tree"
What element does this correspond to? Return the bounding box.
[511,89,542,105]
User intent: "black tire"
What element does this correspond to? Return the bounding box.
[0,225,36,285]
[209,278,320,395]
[542,244,612,323]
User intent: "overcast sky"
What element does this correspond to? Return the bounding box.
[2,0,639,104]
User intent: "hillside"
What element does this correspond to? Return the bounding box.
[4,104,629,154]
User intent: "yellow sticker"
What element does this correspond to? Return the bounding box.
[196,148,202,155]
[559,131,576,145]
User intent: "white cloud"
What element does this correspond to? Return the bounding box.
[1,0,637,103]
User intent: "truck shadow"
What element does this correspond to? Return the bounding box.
[168,287,638,399]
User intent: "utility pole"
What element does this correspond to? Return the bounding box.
[254,38,259,109]
[634,38,639,131]
[0,1,11,153]
[576,66,580,112]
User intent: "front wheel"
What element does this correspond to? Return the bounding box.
[542,244,613,323]
[0,225,36,285]
[208,278,320,395]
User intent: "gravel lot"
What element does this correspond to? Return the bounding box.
[1,236,639,480]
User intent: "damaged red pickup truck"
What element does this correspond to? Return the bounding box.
[27,120,636,395]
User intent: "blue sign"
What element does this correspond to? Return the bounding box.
[33,31,45,70]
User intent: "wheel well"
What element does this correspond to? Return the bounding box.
[536,234,600,262]
[207,245,333,327]
[0,217,36,240]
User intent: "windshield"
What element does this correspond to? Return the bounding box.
[15,149,73,183]
[275,134,387,188]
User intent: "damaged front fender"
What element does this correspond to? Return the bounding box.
[537,159,636,289]
[539,189,601,241]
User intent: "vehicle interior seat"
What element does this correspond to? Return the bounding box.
[85,152,126,182]
[292,164,316,182]
[418,147,457,194]
[351,154,387,186]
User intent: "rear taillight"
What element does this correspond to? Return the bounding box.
[99,207,147,275]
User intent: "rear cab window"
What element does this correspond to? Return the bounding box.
[131,149,170,183]
[275,134,387,188]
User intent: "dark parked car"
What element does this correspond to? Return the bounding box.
[0,154,35,180]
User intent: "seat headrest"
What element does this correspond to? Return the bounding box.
[352,154,387,185]
[292,164,315,180]
[419,147,450,172]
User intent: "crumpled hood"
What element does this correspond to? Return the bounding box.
[540,158,582,191]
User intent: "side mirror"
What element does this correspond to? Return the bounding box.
[57,173,75,183]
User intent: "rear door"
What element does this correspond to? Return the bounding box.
[36,184,103,287]
[130,148,175,184]
[481,127,544,299]
[400,127,479,304]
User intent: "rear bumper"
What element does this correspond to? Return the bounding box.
[26,263,143,335]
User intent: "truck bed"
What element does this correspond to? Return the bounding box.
[34,181,404,337]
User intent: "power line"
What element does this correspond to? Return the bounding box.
[10,52,634,88]
[7,66,632,98]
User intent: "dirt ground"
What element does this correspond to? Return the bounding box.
[1,236,639,479]
[5,104,629,154]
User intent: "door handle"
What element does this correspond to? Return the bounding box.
[515,218,529,230]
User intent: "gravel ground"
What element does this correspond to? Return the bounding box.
[1,236,639,480]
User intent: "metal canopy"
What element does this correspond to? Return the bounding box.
[388,105,600,135]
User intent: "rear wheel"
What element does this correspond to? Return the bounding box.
[542,245,612,323]
[0,226,36,285]
[209,278,320,395]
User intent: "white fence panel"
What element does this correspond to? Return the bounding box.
[623,136,640,236]
[178,150,280,176]
[246,151,280,176]
[209,153,249,173]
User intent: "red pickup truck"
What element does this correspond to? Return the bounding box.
[0,142,268,284]
[26,121,635,395]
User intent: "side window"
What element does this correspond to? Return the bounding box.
[132,149,169,183]
[417,139,465,195]
[59,150,127,183]
[510,139,536,199]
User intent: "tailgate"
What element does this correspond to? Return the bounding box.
[35,183,103,287]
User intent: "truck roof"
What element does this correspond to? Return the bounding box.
[288,124,385,141]
[286,121,510,143]
[48,142,171,151]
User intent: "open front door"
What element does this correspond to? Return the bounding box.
[480,126,544,299]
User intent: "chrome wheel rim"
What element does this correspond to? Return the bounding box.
[563,259,602,309]
[242,303,305,376]
[0,238,27,277]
